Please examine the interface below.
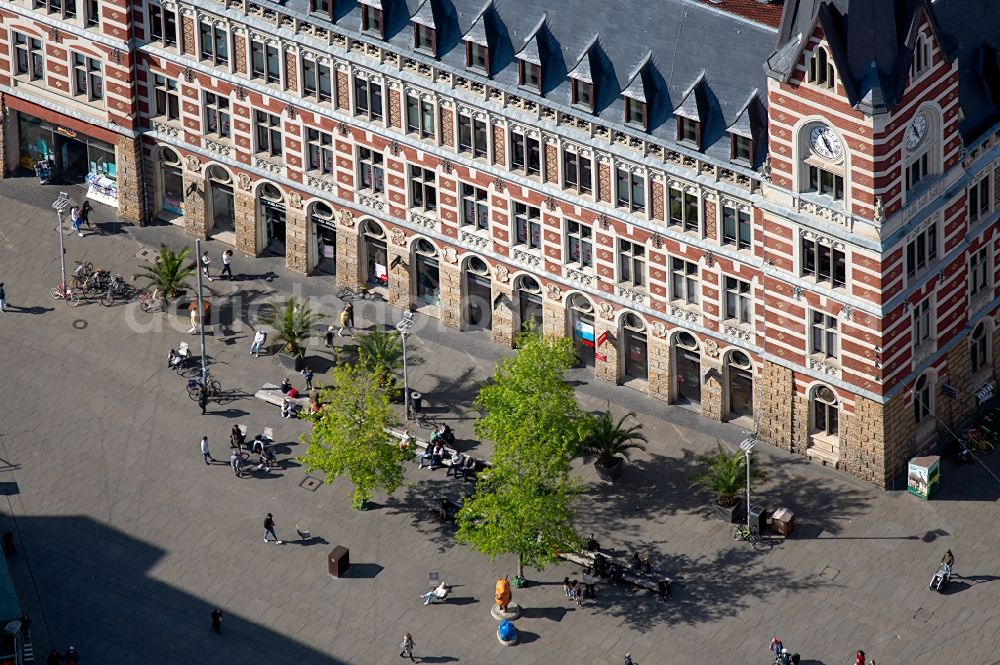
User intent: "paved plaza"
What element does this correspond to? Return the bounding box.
[1,177,1000,665]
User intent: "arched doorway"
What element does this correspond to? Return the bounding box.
[567,293,595,366]
[361,219,389,288]
[621,312,648,383]
[463,256,492,331]
[413,238,441,307]
[310,201,337,275]
[206,164,235,239]
[515,275,543,331]
[258,183,286,255]
[156,147,183,223]
[726,350,754,419]
[672,331,701,405]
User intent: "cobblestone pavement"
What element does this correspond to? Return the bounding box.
[1,178,1000,665]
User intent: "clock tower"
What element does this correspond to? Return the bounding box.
[754,0,966,486]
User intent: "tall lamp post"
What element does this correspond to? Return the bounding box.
[194,239,208,381]
[739,435,757,530]
[396,311,414,418]
[52,192,70,289]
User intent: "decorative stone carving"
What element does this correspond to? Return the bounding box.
[409,212,439,232]
[841,304,854,321]
[493,264,510,283]
[543,195,558,211]
[185,155,201,172]
[598,302,614,321]
[651,322,667,339]
[616,286,647,306]
[723,323,753,342]
[704,339,720,358]
[443,247,458,265]
[237,173,252,191]
[359,193,386,211]
[288,192,303,209]
[205,139,231,157]
[307,175,335,193]
[390,228,406,246]
[669,304,700,324]
[807,357,842,378]
[874,196,884,224]
[546,284,562,301]
[151,121,180,138]
[565,267,594,286]
[338,209,355,228]
[512,248,542,268]
[461,230,490,249]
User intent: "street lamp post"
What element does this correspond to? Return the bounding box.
[739,435,757,530]
[194,239,208,381]
[396,311,414,419]
[52,192,70,289]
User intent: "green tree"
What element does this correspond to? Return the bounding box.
[688,441,766,507]
[473,331,587,475]
[457,331,588,578]
[133,244,196,306]
[260,296,318,357]
[456,466,583,578]
[302,363,413,509]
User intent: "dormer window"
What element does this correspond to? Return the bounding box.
[362,5,384,37]
[414,24,436,55]
[807,47,835,89]
[625,98,646,129]
[677,117,700,147]
[467,42,489,72]
[520,61,541,91]
[310,0,333,18]
[731,134,753,164]
[572,79,594,112]
[911,35,930,79]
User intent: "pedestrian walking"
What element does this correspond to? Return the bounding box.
[0,283,6,312]
[399,632,414,661]
[250,329,266,357]
[80,201,94,230]
[198,384,208,415]
[263,513,282,543]
[770,638,783,657]
[301,367,314,391]
[623,652,635,665]
[582,567,596,599]
[563,576,572,598]
[855,650,865,665]
[338,303,354,336]
[70,206,83,236]
[210,608,223,633]
[2,532,15,556]
[201,251,213,281]
[324,325,335,347]
[220,250,234,280]
[200,436,214,464]
[188,303,200,334]
[230,450,242,477]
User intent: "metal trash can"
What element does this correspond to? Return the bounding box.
[771,507,795,536]
[747,504,766,534]
[410,392,423,412]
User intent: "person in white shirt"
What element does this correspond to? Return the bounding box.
[420,582,450,605]
[220,250,234,280]
[200,251,213,281]
[250,329,266,357]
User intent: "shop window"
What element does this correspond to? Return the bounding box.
[513,203,541,250]
[13,32,44,82]
[566,221,593,268]
[306,128,333,175]
[414,239,440,307]
[302,58,332,103]
[253,110,282,158]
[203,92,230,138]
[152,74,178,119]
[461,183,489,230]
[72,53,103,103]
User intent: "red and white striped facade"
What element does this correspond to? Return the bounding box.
[1,0,998,486]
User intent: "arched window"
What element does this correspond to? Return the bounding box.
[914,373,933,424]
[971,321,991,374]
[911,35,930,78]
[808,47,834,89]
[810,385,839,438]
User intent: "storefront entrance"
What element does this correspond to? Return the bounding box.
[515,276,543,332]
[673,332,701,406]
[622,313,648,383]
[727,350,754,419]
[413,240,441,307]
[258,184,285,256]
[206,165,236,239]
[311,202,337,275]
[464,256,492,331]
[362,220,389,288]
[567,293,595,366]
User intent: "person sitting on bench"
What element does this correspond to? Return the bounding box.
[421,581,450,605]
[280,377,293,394]
[460,455,477,481]
[445,451,464,477]
[282,396,297,419]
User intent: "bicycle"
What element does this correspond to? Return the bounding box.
[731,524,762,549]
[963,427,995,453]
[187,373,223,402]
[49,283,80,307]
[137,287,162,312]
[99,275,135,307]
[66,261,94,289]
[408,404,437,430]
[337,284,371,301]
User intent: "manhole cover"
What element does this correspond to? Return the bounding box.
[72,319,88,329]
[135,248,152,259]
[914,608,934,622]
[820,566,839,581]
[300,476,321,492]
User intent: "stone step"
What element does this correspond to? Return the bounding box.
[806,440,840,467]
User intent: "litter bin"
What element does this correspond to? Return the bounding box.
[410,392,423,412]
[328,546,350,578]
[747,504,766,535]
[771,507,795,536]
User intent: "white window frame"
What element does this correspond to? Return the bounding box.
[199,19,229,67]
[357,146,385,195]
[670,257,699,305]
[152,73,178,119]
[512,202,542,250]
[905,221,938,280]
[203,91,230,138]
[457,112,489,159]
[13,32,44,82]
[617,239,646,287]
[460,183,489,230]
[253,110,282,158]
[809,310,839,359]
[305,127,333,175]
[615,166,646,214]
[353,75,384,123]
[72,53,103,103]
[566,220,593,268]
[148,3,178,47]
[408,165,437,212]
[723,276,751,324]
[301,57,333,103]
[509,130,541,177]
[250,38,281,84]
[912,297,934,346]
[562,147,593,196]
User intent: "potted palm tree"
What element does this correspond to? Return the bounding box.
[689,441,766,523]
[579,407,648,481]
[357,330,416,400]
[260,297,318,371]
[133,244,196,309]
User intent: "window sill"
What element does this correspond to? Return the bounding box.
[720,241,752,253]
[798,191,846,211]
[970,287,993,314]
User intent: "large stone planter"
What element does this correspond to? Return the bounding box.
[277,350,306,371]
[712,498,743,524]
[595,456,625,481]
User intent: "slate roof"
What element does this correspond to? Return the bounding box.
[274,0,777,166]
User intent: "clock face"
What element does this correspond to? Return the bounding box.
[809,125,844,160]
[905,113,928,150]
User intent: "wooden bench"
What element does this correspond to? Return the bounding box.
[384,427,489,475]
[557,550,666,593]
[254,383,311,410]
